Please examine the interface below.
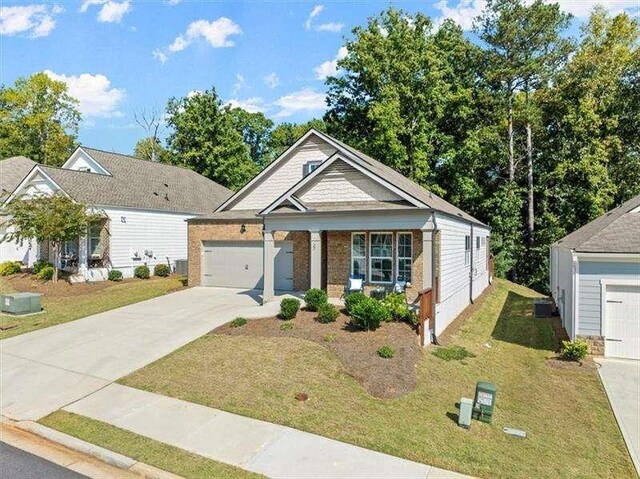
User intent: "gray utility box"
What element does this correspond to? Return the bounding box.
[174,259,188,276]
[1,293,42,315]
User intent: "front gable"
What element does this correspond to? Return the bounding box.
[8,167,65,202]
[62,148,111,176]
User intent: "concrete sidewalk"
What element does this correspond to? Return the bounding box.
[64,384,470,479]
[595,358,640,474]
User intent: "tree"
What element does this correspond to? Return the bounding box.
[265,119,327,164]
[0,72,80,166]
[164,88,259,190]
[1,195,103,282]
[227,108,273,168]
[133,107,164,162]
[134,137,169,163]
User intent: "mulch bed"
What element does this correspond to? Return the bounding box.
[212,309,422,399]
[2,273,141,298]
[546,356,597,374]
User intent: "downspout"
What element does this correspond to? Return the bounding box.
[470,223,474,304]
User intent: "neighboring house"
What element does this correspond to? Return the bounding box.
[4,147,231,281]
[550,194,640,360]
[188,129,491,340]
[0,156,38,264]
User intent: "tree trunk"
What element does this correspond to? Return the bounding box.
[52,242,59,283]
[525,89,534,251]
[508,92,515,182]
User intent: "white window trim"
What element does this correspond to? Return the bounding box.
[396,232,412,283]
[369,231,394,284]
[350,232,366,280]
[464,235,471,266]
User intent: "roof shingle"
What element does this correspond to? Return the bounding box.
[1,156,36,199]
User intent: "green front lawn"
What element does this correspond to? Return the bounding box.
[41,411,262,479]
[0,275,185,339]
[120,279,635,479]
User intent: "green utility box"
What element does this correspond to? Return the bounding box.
[473,381,497,423]
[1,293,42,315]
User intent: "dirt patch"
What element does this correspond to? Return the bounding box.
[546,356,597,374]
[213,309,421,399]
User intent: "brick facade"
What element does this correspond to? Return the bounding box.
[577,335,605,356]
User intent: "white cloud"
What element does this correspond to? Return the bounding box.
[434,0,640,31]
[227,97,266,114]
[79,0,131,23]
[273,88,327,118]
[263,72,280,89]
[304,4,343,33]
[44,70,125,118]
[154,17,242,62]
[314,46,348,80]
[0,4,62,38]
[167,0,182,4]
[231,73,245,95]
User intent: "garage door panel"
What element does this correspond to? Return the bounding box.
[605,284,640,360]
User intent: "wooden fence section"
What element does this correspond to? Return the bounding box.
[418,287,433,347]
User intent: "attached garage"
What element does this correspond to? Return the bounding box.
[604,284,640,360]
[201,240,294,291]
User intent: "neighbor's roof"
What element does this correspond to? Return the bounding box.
[1,156,36,199]
[33,148,232,215]
[553,193,640,253]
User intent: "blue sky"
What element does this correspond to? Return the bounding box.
[2,0,638,154]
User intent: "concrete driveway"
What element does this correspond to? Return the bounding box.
[1,287,282,421]
[595,358,640,474]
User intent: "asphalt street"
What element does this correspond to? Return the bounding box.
[0,442,87,479]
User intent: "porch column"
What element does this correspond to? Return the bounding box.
[310,230,322,290]
[263,230,275,304]
[78,234,89,276]
[421,219,435,290]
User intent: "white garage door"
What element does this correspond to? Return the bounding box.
[201,241,293,291]
[605,284,640,360]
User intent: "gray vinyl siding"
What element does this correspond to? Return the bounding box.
[551,246,575,339]
[577,260,640,336]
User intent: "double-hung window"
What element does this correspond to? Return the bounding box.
[464,235,471,265]
[351,233,366,279]
[476,236,481,263]
[396,232,412,283]
[370,233,393,283]
[89,223,102,257]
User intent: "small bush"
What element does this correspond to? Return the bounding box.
[304,288,328,312]
[154,264,170,277]
[561,340,589,362]
[108,269,123,282]
[37,265,54,281]
[344,291,367,315]
[230,317,247,328]
[280,297,301,320]
[134,265,150,279]
[280,321,293,331]
[0,261,22,276]
[377,345,395,358]
[382,293,416,323]
[324,333,336,342]
[350,297,390,331]
[32,261,53,275]
[317,303,339,323]
[432,346,476,362]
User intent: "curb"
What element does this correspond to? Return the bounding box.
[13,420,183,479]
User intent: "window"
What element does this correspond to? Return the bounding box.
[88,223,102,257]
[303,161,321,176]
[351,233,366,279]
[370,233,393,283]
[397,232,412,283]
[476,236,481,263]
[464,235,471,265]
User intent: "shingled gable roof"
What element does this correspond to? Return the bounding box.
[1,156,36,199]
[553,193,640,254]
[12,147,232,215]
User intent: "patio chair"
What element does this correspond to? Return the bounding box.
[342,274,365,298]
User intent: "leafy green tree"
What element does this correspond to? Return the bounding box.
[0,72,80,166]
[227,108,273,168]
[133,137,169,163]
[164,87,259,190]
[265,119,326,164]
[1,195,103,282]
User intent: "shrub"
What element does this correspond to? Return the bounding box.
[280,298,301,320]
[0,261,22,276]
[32,261,53,275]
[381,293,416,323]
[324,333,336,342]
[37,266,54,281]
[108,269,123,282]
[134,265,150,279]
[344,291,367,315]
[230,317,247,328]
[304,288,328,312]
[561,340,589,362]
[154,264,170,277]
[280,321,293,331]
[317,303,339,323]
[377,345,395,358]
[350,297,390,331]
[432,346,476,362]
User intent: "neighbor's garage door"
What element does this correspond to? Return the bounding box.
[201,241,293,291]
[605,284,640,360]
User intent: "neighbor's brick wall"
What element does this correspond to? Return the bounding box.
[577,335,605,356]
[325,230,423,302]
[187,219,308,290]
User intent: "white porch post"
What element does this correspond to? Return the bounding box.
[421,217,435,291]
[78,234,89,276]
[310,230,322,290]
[263,230,275,304]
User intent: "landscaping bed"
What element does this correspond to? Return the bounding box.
[121,280,636,479]
[214,308,420,398]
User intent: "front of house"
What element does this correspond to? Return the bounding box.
[188,129,491,338]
